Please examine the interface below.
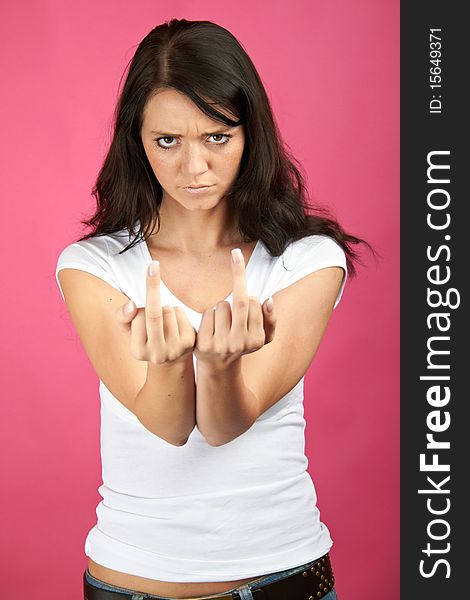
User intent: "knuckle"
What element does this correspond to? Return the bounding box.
[254,333,266,347]
[146,311,163,323]
[245,336,257,349]
[182,333,196,349]
[235,298,248,310]
[212,341,223,355]
[228,341,244,354]
[149,352,166,365]
[166,350,178,362]
[145,343,164,364]
[197,340,212,353]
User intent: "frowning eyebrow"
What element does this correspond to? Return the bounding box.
[150,127,235,136]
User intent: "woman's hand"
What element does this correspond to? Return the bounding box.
[195,248,277,369]
[115,261,196,365]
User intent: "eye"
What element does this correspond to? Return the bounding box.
[208,134,232,144]
[155,136,177,150]
[154,133,232,151]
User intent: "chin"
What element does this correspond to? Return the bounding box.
[177,193,224,210]
[186,201,220,211]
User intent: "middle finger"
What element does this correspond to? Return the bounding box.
[145,260,165,346]
[230,248,249,331]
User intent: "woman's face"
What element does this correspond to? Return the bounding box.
[140,88,245,211]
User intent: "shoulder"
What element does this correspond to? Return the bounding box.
[55,227,134,300]
[57,234,109,263]
[56,222,141,267]
[283,234,346,265]
[258,234,348,309]
[258,234,347,273]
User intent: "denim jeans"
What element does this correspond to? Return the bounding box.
[84,557,339,600]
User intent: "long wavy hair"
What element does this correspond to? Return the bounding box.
[77,18,377,278]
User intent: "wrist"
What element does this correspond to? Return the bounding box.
[196,355,242,377]
[147,352,194,373]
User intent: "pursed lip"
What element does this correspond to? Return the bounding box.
[183,184,214,188]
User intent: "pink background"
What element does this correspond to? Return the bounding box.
[0,1,399,599]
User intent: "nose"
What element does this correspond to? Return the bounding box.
[181,142,209,179]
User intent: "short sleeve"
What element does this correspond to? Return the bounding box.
[269,235,348,309]
[55,237,122,302]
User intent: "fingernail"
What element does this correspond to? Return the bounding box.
[149,260,159,277]
[124,301,134,315]
[266,296,274,312]
[232,248,242,263]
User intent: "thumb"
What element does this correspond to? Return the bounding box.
[262,296,276,344]
[115,300,136,332]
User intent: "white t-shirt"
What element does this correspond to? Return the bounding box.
[55,223,347,582]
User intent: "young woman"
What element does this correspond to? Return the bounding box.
[56,18,373,600]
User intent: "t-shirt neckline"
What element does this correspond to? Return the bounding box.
[139,237,261,316]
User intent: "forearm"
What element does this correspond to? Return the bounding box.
[134,355,196,445]
[196,358,259,446]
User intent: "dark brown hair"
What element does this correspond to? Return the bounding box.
[78,18,377,278]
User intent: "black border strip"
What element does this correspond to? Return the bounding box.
[400,3,467,596]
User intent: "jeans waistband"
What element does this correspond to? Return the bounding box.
[84,554,328,600]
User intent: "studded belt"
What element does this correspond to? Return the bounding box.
[83,552,335,600]
[238,553,336,600]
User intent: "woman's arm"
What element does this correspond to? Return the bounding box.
[134,357,196,445]
[57,264,197,447]
[195,265,345,446]
[195,358,257,446]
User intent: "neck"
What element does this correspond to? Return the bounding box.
[148,194,243,253]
